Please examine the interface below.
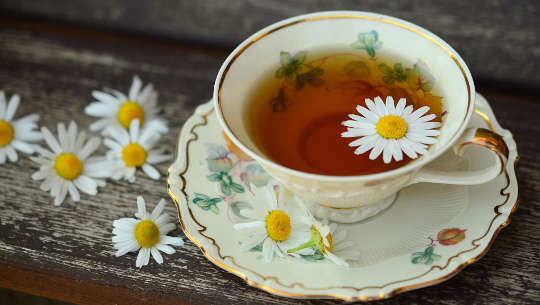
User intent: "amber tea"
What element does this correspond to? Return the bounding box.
[244,49,443,176]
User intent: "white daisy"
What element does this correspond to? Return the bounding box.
[104,119,171,183]
[0,91,42,163]
[341,96,441,163]
[233,185,313,262]
[112,196,184,268]
[85,76,168,134]
[31,121,110,206]
[288,216,360,268]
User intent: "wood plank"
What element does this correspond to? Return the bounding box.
[1,0,539,91]
[0,22,538,305]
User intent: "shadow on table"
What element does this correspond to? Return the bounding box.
[0,288,73,305]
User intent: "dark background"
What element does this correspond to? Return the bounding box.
[0,1,539,304]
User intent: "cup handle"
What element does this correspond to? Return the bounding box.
[410,127,509,185]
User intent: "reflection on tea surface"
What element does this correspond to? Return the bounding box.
[245,49,443,176]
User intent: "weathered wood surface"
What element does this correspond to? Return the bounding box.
[0,10,539,305]
[1,0,539,92]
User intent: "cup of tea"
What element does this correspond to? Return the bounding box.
[213,11,509,223]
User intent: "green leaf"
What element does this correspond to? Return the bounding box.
[207,173,221,182]
[209,198,222,205]
[292,51,308,63]
[425,246,434,255]
[230,182,245,193]
[378,63,392,75]
[300,250,325,262]
[230,201,253,219]
[210,205,219,214]
[220,182,232,196]
[432,254,442,261]
[394,63,404,73]
[275,67,285,78]
[382,76,395,85]
[366,47,375,57]
[279,51,291,65]
[344,60,370,78]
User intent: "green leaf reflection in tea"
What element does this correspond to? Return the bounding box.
[344,60,370,78]
[378,63,408,85]
[275,51,324,91]
[351,30,383,58]
[269,88,289,112]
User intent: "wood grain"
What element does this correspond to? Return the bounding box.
[0,17,538,305]
[1,0,539,92]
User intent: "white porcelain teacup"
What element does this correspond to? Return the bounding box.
[213,11,509,223]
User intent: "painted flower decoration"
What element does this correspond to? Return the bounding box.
[341,96,441,163]
[31,122,110,206]
[104,119,171,183]
[85,76,168,135]
[406,60,436,92]
[233,185,312,262]
[288,218,360,268]
[437,228,466,246]
[351,30,383,57]
[0,91,42,163]
[275,51,324,90]
[112,196,184,268]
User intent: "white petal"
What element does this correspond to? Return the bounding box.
[150,247,164,264]
[410,106,430,120]
[0,92,5,119]
[155,244,175,254]
[41,127,62,154]
[32,169,51,180]
[391,139,403,161]
[159,235,184,247]
[151,199,166,220]
[239,234,265,251]
[325,251,349,268]
[369,138,386,160]
[5,94,20,121]
[73,175,98,195]
[158,223,175,235]
[374,96,388,117]
[262,238,274,262]
[54,183,68,206]
[89,118,113,132]
[153,213,170,228]
[136,248,150,268]
[115,240,139,257]
[57,123,68,151]
[385,96,396,114]
[17,131,43,142]
[146,152,172,164]
[85,102,116,117]
[113,218,138,232]
[142,163,160,180]
[341,127,376,138]
[129,76,143,101]
[364,98,376,112]
[355,104,379,124]
[233,221,265,232]
[67,182,80,202]
[135,196,148,219]
[4,145,18,162]
[382,142,393,164]
[407,133,438,144]
[11,140,35,154]
[395,98,406,115]
[129,119,140,142]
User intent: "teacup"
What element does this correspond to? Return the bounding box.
[213,11,509,223]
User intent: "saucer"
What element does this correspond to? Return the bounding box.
[168,93,518,301]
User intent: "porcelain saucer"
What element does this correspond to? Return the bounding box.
[168,93,518,301]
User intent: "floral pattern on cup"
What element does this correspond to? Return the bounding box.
[412,228,467,265]
[351,30,383,58]
[192,134,271,218]
[275,51,324,90]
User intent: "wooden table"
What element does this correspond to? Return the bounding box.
[0,1,539,304]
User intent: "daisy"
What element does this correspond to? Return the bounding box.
[31,121,110,206]
[233,185,313,262]
[341,96,441,163]
[0,91,42,163]
[287,217,361,268]
[112,196,184,268]
[85,76,168,134]
[104,119,171,182]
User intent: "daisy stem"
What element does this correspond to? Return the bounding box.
[287,239,315,254]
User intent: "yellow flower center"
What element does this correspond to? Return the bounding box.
[55,153,83,180]
[117,101,145,129]
[265,210,291,242]
[122,143,147,167]
[376,115,408,139]
[0,120,14,146]
[134,220,160,248]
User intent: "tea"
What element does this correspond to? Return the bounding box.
[244,49,443,176]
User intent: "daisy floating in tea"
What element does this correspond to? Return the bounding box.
[341,96,441,164]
